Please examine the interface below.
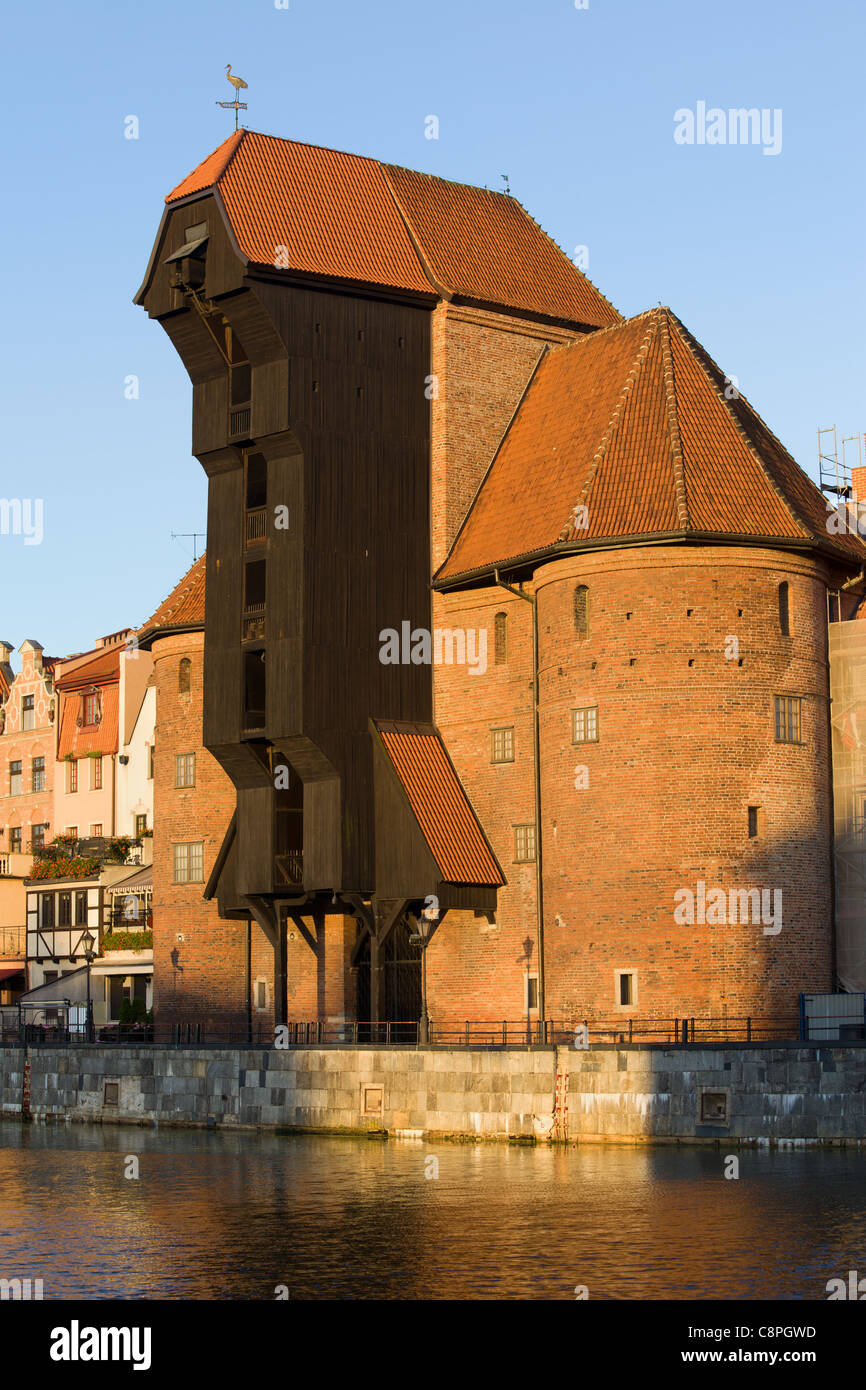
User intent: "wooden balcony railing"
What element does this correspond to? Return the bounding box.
[245,507,267,543]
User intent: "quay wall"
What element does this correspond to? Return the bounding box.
[2,1044,866,1142]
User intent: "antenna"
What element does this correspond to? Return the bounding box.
[171,532,205,561]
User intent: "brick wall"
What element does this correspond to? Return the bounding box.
[433,546,835,1027]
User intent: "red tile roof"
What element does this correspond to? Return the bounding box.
[437,307,866,582]
[57,683,119,759]
[374,721,504,886]
[137,556,206,647]
[55,646,122,691]
[163,130,619,328]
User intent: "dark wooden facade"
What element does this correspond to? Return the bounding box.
[137,189,496,1022]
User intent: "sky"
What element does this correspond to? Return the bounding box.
[1,0,863,659]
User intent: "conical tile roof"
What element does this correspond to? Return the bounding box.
[436,308,865,583]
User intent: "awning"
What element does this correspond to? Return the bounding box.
[0,966,24,981]
[108,866,153,895]
[91,963,153,977]
[17,966,89,1004]
[164,234,208,263]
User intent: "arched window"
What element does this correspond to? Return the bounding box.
[574,585,589,638]
[494,612,507,665]
[778,582,790,636]
[178,657,191,694]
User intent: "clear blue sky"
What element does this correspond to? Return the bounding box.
[2,0,863,659]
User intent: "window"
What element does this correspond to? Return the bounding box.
[31,824,47,852]
[778,581,790,636]
[526,975,539,1011]
[494,612,508,665]
[147,745,154,780]
[514,824,536,863]
[243,649,267,730]
[58,891,72,927]
[9,827,21,853]
[491,728,514,763]
[175,753,196,788]
[22,694,35,731]
[74,891,88,926]
[616,971,636,1007]
[31,757,45,793]
[244,558,266,614]
[82,692,100,726]
[90,756,103,791]
[134,814,148,838]
[774,695,802,744]
[245,453,267,510]
[253,978,268,1011]
[572,706,598,743]
[225,324,251,407]
[90,823,103,837]
[67,759,78,793]
[748,806,759,838]
[9,761,22,796]
[574,585,589,638]
[66,826,78,838]
[178,658,191,694]
[174,841,204,884]
[39,893,55,929]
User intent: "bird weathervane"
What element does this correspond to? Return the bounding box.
[217,65,248,131]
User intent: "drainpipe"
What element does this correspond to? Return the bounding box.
[494,569,545,1026]
[110,753,117,836]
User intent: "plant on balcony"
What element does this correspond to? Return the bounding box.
[28,835,99,881]
[102,929,153,952]
[105,835,136,863]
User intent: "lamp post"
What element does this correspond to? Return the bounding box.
[409,911,436,1045]
[81,930,96,1043]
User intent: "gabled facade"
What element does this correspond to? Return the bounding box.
[0,640,57,857]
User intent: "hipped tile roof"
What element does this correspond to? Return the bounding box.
[437,307,866,582]
[137,556,205,646]
[374,721,504,886]
[55,646,122,690]
[164,130,619,328]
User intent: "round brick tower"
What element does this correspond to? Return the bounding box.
[433,306,866,1031]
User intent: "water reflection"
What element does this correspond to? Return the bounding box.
[0,1122,863,1299]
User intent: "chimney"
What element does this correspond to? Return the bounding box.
[853,464,866,505]
[0,641,13,665]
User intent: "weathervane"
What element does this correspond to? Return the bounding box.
[216,64,248,131]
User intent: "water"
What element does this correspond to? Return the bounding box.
[1,1122,864,1299]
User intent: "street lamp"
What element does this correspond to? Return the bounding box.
[409,911,436,1045]
[81,929,96,1043]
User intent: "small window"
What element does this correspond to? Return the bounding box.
[514,824,536,863]
[82,692,100,727]
[66,826,78,839]
[778,581,790,636]
[243,650,267,730]
[134,814,148,838]
[90,823,103,837]
[245,453,267,510]
[103,1081,119,1108]
[572,706,598,743]
[574,585,589,638]
[90,756,103,791]
[617,971,636,1007]
[526,975,539,1011]
[31,757,45,792]
[22,694,35,731]
[58,891,72,927]
[174,841,204,884]
[9,761,22,797]
[178,658,191,694]
[175,753,196,788]
[774,695,802,744]
[9,827,21,853]
[40,892,55,929]
[494,612,508,665]
[491,727,514,763]
[244,558,266,613]
[748,805,759,838]
[74,891,88,926]
[67,760,78,793]
[31,824,47,852]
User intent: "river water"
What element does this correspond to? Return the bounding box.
[1,1122,864,1300]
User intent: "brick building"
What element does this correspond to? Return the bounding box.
[136,129,864,1036]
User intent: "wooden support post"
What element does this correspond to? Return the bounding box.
[274,912,288,1028]
[370,931,383,1028]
